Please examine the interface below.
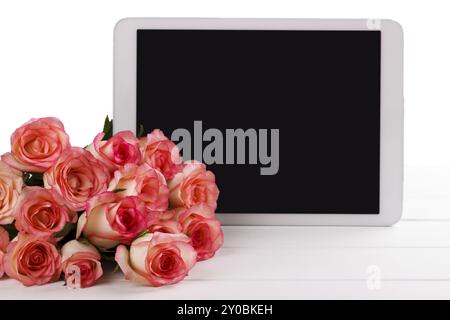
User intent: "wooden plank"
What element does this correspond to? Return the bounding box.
[1,276,450,300]
[2,221,450,299]
[188,247,450,281]
[221,220,450,248]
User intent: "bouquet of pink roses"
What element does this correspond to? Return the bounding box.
[0,117,223,288]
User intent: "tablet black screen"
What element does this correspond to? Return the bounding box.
[136,29,381,214]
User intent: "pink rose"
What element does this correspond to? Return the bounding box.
[148,220,182,234]
[0,251,4,278]
[115,232,197,287]
[0,226,9,278]
[140,129,184,180]
[13,187,72,238]
[77,193,157,249]
[61,240,103,288]
[168,161,219,210]
[0,226,9,252]
[177,204,224,261]
[44,147,110,211]
[108,163,168,212]
[87,131,141,172]
[2,117,70,172]
[159,208,181,221]
[4,233,62,286]
[0,160,23,225]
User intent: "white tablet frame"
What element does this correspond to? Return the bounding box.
[114,18,403,226]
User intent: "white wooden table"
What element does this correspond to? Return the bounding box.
[1,165,450,299]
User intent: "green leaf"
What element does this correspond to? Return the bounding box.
[100,247,117,263]
[137,124,145,138]
[112,188,126,193]
[99,247,116,254]
[112,263,120,273]
[53,222,74,239]
[102,115,113,141]
[23,172,44,187]
[137,229,149,238]
[78,238,91,246]
[3,223,18,239]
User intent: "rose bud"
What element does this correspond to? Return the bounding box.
[77,193,158,250]
[61,240,103,288]
[2,117,70,172]
[148,220,182,234]
[168,161,219,210]
[177,204,224,261]
[140,129,184,180]
[13,187,73,239]
[87,130,141,172]
[4,233,62,286]
[44,147,110,211]
[0,160,23,225]
[115,232,197,287]
[108,163,169,212]
[0,226,10,278]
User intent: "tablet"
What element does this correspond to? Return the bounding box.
[113,18,403,226]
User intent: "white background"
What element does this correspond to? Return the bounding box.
[0,0,449,219]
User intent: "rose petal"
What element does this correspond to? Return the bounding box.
[115,245,152,285]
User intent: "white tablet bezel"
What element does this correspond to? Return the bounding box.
[114,18,403,226]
